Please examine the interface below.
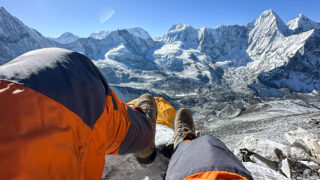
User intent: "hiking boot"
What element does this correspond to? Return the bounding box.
[134,93,157,164]
[173,108,197,149]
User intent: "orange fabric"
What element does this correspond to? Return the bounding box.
[80,91,131,179]
[0,81,132,180]
[184,139,191,143]
[80,106,109,180]
[128,97,176,128]
[184,171,248,180]
[0,80,91,179]
[104,90,131,155]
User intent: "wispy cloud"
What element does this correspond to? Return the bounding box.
[99,7,116,24]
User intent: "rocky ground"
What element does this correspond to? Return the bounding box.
[236,126,320,180]
[102,94,320,180]
[204,101,320,150]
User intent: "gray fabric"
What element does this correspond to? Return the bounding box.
[118,107,153,154]
[166,135,253,180]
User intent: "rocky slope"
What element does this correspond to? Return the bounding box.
[102,100,320,180]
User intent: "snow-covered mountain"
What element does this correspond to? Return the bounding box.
[240,10,319,94]
[287,14,320,34]
[89,28,151,40]
[89,31,111,40]
[64,29,156,62]
[49,32,80,44]
[126,27,152,39]
[0,7,58,64]
[0,7,320,96]
[153,10,320,94]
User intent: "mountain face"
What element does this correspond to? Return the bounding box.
[153,10,320,95]
[240,10,318,94]
[126,27,151,39]
[49,32,80,44]
[89,31,111,40]
[64,29,156,61]
[0,7,58,64]
[89,27,151,40]
[287,14,320,34]
[89,28,151,40]
[0,7,320,97]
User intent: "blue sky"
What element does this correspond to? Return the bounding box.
[1,0,320,38]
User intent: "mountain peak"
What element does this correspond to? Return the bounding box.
[253,9,289,35]
[261,9,276,16]
[0,6,6,12]
[164,24,198,46]
[90,28,150,40]
[90,30,110,40]
[287,13,320,33]
[0,7,11,17]
[49,32,79,44]
[126,27,151,39]
[0,6,40,40]
[259,9,283,22]
[296,13,311,22]
[60,32,78,38]
[259,9,284,22]
[168,24,193,33]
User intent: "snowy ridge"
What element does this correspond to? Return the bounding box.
[163,24,199,48]
[62,29,156,61]
[250,9,290,36]
[89,31,111,40]
[0,7,57,64]
[242,11,317,93]
[89,28,151,40]
[287,14,320,33]
[126,27,151,39]
[49,32,80,44]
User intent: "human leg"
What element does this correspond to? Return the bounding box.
[105,92,157,164]
[165,108,253,180]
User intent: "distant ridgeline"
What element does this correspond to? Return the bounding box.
[0,6,320,95]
